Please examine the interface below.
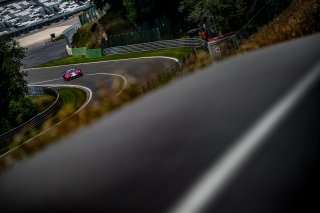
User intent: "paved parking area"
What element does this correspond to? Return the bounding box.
[16,16,79,48]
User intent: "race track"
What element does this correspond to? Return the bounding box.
[26,57,177,101]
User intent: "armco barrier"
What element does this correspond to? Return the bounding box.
[63,23,82,47]
[66,45,72,56]
[103,38,206,55]
[0,86,62,151]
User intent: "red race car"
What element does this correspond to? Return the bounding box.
[63,68,83,81]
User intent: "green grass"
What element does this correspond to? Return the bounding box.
[52,88,87,122]
[99,12,133,35]
[37,47,192,67]
[72,22,95,48]
[59,87,87,110]
[239,0,320,51]
[72,12,133,48]
[28,95,56,113]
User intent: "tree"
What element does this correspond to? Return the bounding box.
[179,0,247,33]
[123,0,138,22]
[91,0,124,12]
[122,0,156,22]
[0,36,27,123]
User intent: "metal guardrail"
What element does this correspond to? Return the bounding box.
[26,86,45,96]
[207,5,278,61]
[63,23,81,47]
[103,38,206,55]
[0,86,62,151]
[105,28,162,48]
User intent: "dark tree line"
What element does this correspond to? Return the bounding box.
[0,36,26,116]
[0,36,33,134]
[91,0,292,34]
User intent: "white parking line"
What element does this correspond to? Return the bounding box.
[169,61,320,213]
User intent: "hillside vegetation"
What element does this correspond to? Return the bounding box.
[240,0,320,51]
[72,0,291,48]
[72,12,133,48]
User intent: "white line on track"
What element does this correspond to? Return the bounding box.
[29,73,128,96]
[169,61,320,213]
[85,73,128,96]
[22,56,179,71]
[36,84,93,114]
[28,78,62,84]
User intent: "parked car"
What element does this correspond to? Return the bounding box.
[63,68,83,81]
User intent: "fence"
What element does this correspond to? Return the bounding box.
[79,6,108,25]
[26,86,45,96]
[134,18,173,35]
[104,28,161,48]
[72,47,87,55]
[103,38,206,55]
[85,48,102,58]
[72,47,102,58]
[64,5,107,47]
[0,86,62,153]
[207,4,285,61]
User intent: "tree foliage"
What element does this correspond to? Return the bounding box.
[178,0,293,33]
[123,0,183,23]
[179,0,249,32]
[91,0,292,37]
[0,36,28,133]
[0,36,26,115]
[92,0,124,12]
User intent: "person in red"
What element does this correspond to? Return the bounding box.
[201,30,208,41]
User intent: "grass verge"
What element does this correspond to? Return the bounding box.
[53,87,87,122]
[37,47,191,67]
[28,95,56,113]
[239,0,320,51]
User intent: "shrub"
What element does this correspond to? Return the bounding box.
[240,0,320,51]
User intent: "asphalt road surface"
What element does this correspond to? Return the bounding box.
[22,39,69,69]
[19,16,80,69]
[0,33,319,213]
[26,57,175,101]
